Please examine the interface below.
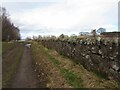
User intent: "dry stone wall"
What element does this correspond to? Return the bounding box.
[39,37,120,82]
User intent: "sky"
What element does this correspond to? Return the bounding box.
[1,0,119,39]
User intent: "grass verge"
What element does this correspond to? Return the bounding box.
[31,41,83,88]
[44,48,61,66]
[2,42,17,54]
[2,43,24,88]
[44,47,83,88]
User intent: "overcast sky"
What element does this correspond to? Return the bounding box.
[2,0,119,39]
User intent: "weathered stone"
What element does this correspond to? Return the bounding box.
[109,47,112,50]
[40,37,120,82]
[112,64,119,71]
[85,55,90,59]
[109,57,114,60]
[98,50,102,54]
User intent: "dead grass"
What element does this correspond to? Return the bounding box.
[31,41,71,88]
[47,48,120,88]
[31,42,83,88]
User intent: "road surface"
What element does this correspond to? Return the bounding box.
[11,46,40,88]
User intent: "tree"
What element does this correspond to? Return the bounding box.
[79,32,90,36]
[59,34,65,39]
[97,27,106,34]
[26,36,32,41]
[1,7,21,41]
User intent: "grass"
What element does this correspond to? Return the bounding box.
[43,47,83,88]
[31,41,83,88]
[32,42,61,66]
[2,43,24,88]
[60,68,83,88]
[44,48,61,66]
[2,42,17,54]
[44,47,83,87]
[30,42,48,88]
[93,70,108,80]
[47,54,61,65]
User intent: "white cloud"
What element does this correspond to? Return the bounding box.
[3,0,119,39]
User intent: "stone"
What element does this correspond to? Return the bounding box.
[40,37,120,82]
[109,57,114,60]
[91,47,96,53]
[116,52,118,55]
[102,55,104,58]
[112,64,119,71]
[114,55,117,58]
[98,50,102,54]
[85,55,90,59]
[109,47,112,50]
[82,53,86,56]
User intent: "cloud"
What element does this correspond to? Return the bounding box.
[3,0,119,39]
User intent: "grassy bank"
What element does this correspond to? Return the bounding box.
[2,43,24,88]
[43,47,83,88]
[47,47,120,88]
[31,41,120,88]
[31,42,70,88]
[31,41,83,88]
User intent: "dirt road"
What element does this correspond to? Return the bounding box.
[11,46,40,88]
